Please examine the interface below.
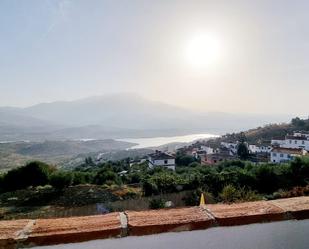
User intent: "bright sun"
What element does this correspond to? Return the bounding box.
[185,33,223,70]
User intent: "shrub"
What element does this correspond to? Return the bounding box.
[149,198,165,209]
[49,171,73,189]
[72,172,94,185]
[94,169,120,185]
[2,161,54,191]
[219,185,240,203]
[238,187,262,201]
[290,157,309,186]
[176,155,197,166]
[253,165,279,194]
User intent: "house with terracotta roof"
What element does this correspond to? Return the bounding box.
[270,147,307,163]
[148,151,176,170]
[201,153,237,165]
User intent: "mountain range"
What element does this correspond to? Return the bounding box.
[0,93,292,141]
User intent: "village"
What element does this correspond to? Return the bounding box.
[147,131,309,170]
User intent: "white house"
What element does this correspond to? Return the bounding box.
[148,151,176,170]
[191,146,214,159]
[220,142,238,154]
[270,147,307,163]
[200,145,215,155]
[283,135,309,150]
[249,144,272,153]
[271,132,309,151]
[271,138,286,147]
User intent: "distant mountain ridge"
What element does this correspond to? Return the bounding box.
[0,93,292,141]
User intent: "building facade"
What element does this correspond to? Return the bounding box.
[271,132,309,151]
[148,151,176,170]
[249,144,272,153]
[270,147,307,163]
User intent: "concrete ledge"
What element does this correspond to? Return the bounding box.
[0,219,33,249]
[126,207,214,236]
[0,197,308,249]
[24,213,122,247]
[206,201,286,226]
[271,196,309,220]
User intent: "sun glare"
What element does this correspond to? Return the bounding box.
[185,33,223,70]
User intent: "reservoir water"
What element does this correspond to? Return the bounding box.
[117,133,219,149]
[32,219,309,249]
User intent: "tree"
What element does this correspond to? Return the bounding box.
[289,157,309,186]
[85,157,95,166]
[94,169,120,185]
[291,117,306,128]
[3,161,54,191]
[49,171,73,190]
[176,155,196,166]
[253,165,279,194]
[72,171,94,185]
[237,142,250,160]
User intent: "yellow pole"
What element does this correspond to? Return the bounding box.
[199,193,205,206]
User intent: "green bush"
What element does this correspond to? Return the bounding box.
[2,161,54,191]
[94,169,120,185]
[142,172,186,196]
[49,171,73,190]
[175,154,197,166]
[72,172,94,185]
[238,187,262,202]
[219,185,240,203]
[149,198,165,209]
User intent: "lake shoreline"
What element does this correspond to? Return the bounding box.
[116,133,219,149]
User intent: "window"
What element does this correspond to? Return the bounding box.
[164,160,168,164]
[302,141,305,145]
[272,153,277,157]
[295,140,297,144]
[289,140,292,144]
[280,154,284,157]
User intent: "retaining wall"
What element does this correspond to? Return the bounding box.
[0,196,308,249]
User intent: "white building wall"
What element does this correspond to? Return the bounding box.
[249,145,271,153]
[270,152,293,163]
[200,146,214,154]
[259,146,272,153]
[153,159,175,166]
[249,145,258,153]
[220,142,238,154]
[294,132,309,138]
[271,139,285,146]
[282,139,309,150]
[148,158,175,170]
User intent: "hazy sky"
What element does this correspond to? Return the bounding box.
[0,0,309,115]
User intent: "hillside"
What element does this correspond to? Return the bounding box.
[0,139,136,172]
[205,117,309,147]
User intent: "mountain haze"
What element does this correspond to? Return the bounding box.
[0,93,292,141]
